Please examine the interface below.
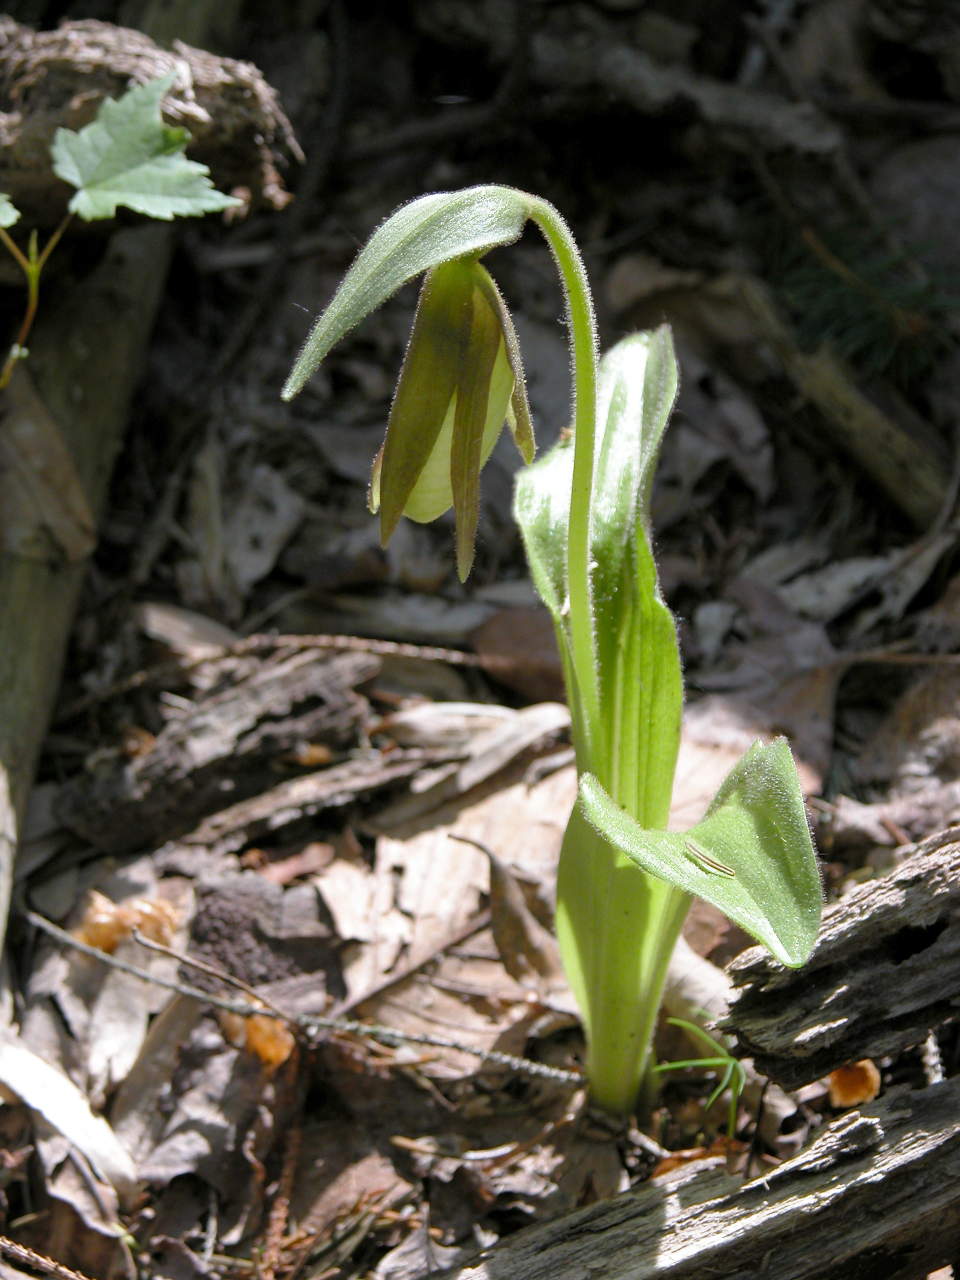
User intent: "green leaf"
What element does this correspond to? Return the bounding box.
[514,433,598,749]
[588,329,682,827]
[578,739,823,967]
[282,185,534,399]
[0,195,20,229]
[555,801,689,1114]
[51,74,241,222]
[591,328,677,613]
[514,330,684,808]
[513,435,573,628]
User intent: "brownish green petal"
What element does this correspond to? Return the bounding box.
[376,260,472,543]
[449,277,507,579]
[374,256,532,578]
[473,264,535,464]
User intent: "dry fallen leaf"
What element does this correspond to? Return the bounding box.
[693,580,841,787]
[0,1027,136,1203]
[465,837,563,989]
[137,599,241,655]
[222,461,305,593]
[651,1136,741,1178]
[470,606,564,702]
[854,667,960,794]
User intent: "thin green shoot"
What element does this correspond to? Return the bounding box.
[653,1017,747,1142]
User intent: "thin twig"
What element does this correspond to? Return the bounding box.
[25,910,274,1020]
[0,1235,97,1280]
[132,928,292,1026]
[257,1111,303,1280]
[24,910,584,1087]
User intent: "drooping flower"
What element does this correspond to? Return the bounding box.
[281,185,539,579]
[369,256,533,579]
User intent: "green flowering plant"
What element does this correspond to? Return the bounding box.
[283,185,822,1116]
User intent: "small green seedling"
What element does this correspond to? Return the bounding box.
[0,74,239,390]
[653,1018,747,1143]
[282,186,822,1116]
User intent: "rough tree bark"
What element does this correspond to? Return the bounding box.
[724,828,960,1089]
[430,1073,960,1280]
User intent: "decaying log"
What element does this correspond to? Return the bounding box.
[432,1074,960,1280]
[0,221,174,959]
[55,650,378,854]
[0,16,302,226]
[723,829,960,1089]
[158,748,435,861]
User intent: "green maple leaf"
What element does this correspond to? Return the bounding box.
[0,194,20,228]
[51,73,241,222]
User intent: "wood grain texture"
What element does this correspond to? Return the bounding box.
[55,651,379,852]
[431,1075,960,1280]
[724,829,960,1088]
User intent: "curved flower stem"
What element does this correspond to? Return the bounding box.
[527,197,603,773]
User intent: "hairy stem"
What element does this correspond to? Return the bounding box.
[527,197,603,774]
[524,201,688,1114]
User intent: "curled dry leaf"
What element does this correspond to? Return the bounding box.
[73,889,178,953]
[219,1010,297,1070]
[0,1027,136,1203]
[475,839,564,989]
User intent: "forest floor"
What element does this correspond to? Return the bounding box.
[4,2,960,1277]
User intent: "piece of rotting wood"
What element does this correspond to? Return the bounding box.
[0,221,175,964]
[431,1074,960,1280]
[160,749,433,861]
[724,828,960,1089]
[54,650,379,853]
